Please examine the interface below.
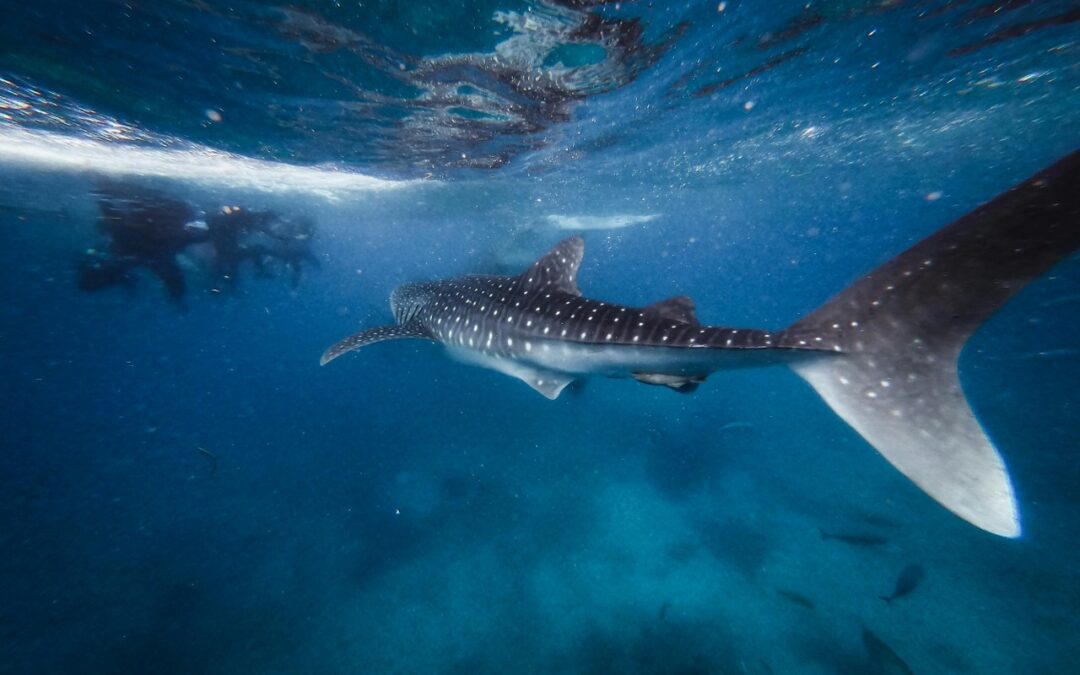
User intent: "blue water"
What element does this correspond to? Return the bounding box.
[1,1,1079,673]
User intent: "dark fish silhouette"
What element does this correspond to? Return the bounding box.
[196,446,218,475]
[819,528,889,547]
[777,589,815,610]
[860,512,903,529]
[322,151,1080,537]
[657,601,670,621]
[862,627,915,674]
[881,564,925,605]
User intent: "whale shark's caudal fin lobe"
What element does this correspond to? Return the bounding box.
[784,150,1080,537]
[320,320,431,366]
[792,348,1021,536]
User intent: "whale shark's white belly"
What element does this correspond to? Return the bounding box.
[448,338,810,381]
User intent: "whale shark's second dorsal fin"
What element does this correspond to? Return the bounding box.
[643,296,700,326]
[521,237,584,296]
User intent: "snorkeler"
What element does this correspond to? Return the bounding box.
[258,214,319,286]
[77,179,208,304]
[205,206,317,288]
[204,205,276,287]
[78,181,319,302]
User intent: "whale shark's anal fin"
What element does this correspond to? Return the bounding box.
[320,320,431,366]
[784,150,1080,537]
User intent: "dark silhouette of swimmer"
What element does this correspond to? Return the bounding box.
[77,181,319,303]
[205,207,317,288]
[77,180,207,304]
[204,205,275,287]
[260,215,319,286]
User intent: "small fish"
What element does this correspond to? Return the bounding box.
[737,660,774,675]
[1039,293,1080,308]
[881,564,925,605]
[776,589,815,610]
[196,446,218,474]
[658,601,671,621]
[719,421,754,432]
[1019,349,1079,360]
[860,512,903,529]
[818,528,889,547]
[862,627,915,674]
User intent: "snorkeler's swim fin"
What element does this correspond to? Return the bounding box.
[782,150,1080,537]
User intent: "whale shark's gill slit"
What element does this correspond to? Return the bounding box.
[783,150,1080,538]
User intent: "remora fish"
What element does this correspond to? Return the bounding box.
[321,151,1080,538]
[818,528,889,547]
[881,564,925,605]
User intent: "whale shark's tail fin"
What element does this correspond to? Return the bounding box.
[783,151,1080,537]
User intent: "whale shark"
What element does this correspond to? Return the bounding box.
[322,151,1080,538]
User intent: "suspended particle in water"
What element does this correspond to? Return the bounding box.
[744,100,755,111]
[925,191,943,201]
[205,109,222,123]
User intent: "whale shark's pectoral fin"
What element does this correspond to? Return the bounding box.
[320,320,431,366]
[642,296,700,326]
[448,347,576,399]
[500,361,575,399]
[632,372,707,393]
[522,371,576,400]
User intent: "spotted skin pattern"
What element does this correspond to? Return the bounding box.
[323,237,831,373]
[322,150,1080,538]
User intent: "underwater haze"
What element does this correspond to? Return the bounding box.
[2,1,1079,673]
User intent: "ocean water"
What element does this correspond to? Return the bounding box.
[1,1,1079,673]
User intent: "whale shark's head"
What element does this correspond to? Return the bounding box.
[390,282,438,324]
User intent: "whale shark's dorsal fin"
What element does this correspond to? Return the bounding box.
[521,236,584,296]
[643,296,700,326]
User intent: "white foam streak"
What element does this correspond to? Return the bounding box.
[0,127,416,198]
[545,213,658,231]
